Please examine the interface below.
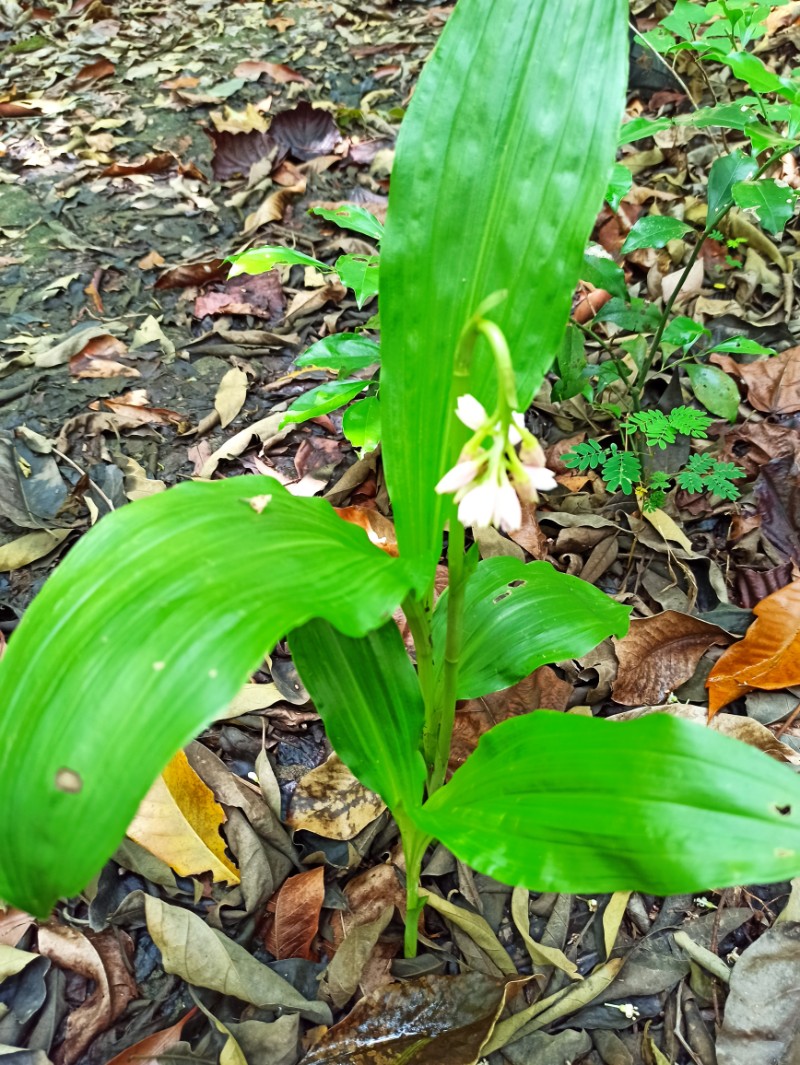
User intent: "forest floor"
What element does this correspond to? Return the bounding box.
[1,1,800,1064]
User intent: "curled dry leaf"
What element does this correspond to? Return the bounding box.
[100,153,175,177]
[0,908,35,947]
[126,749,240,884]
[707,581,800,716]
[154,258,226,291]
[264,866,325,961]
[334,506,398,556]
[233,60,311,85]
[37,923,137,1065]
[613,611,733,706]
[69,334,138,379]
[214,367,249,429]
[269,101,342,160]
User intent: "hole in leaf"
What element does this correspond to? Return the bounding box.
[508,579,526,588]
[775,804,792,817]
[493,592,511,604]
[55,768,82,794]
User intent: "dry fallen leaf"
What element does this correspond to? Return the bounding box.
[126,749,240,884]
[264,866,325,961]
[710,346,800,414]
[613,611,733,706]
[287,753,385,839]
[707,580,800,716]
[37,923,137,1065]
[105,1008,197,1065]
[334,506,398,556]
[214,367,249,429]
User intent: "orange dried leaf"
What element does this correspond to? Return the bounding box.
[264,866,325,960]
[707,581,800,717]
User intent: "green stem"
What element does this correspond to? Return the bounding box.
[430,512,466,792]
[398,817,431,958]
[404,591,438,774]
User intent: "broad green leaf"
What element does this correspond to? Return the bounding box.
[662,316,710,351]
[295,333,380,371]
[227,246,328,278]
[342,396,381,452]
[0,478,411,915]
[721,50,786,96]
[379,0,628,589]
[310,204,384,243]
[289,618,426,816]
[618,100,790,146]
[335,254,380,308]
[416,711,800,894]
[581,250,628,301]
[621,215,693,252]
[707,150,759,227]
[660,0,707,40]
[605,162,633,212]
[594,297,662,332]
[552,324,592,403]
[686,362,741,422]
[280,379,367,426]
[432,557,630,700]
[732,179,799,236]
[708,335,775,356]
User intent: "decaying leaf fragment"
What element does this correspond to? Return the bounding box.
[707,581,800,716]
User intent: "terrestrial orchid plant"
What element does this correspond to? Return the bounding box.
[3,0,800,966]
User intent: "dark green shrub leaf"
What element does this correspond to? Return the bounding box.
[621,215,693,252]
[708,336,775,357]
[417,711,800,894]
[732,179,799,236]
[605,162,633,212]
[295,334,380,371]
[707,150,759,226]
[289,618,425,816]
[662,316,710,351]
[335,254,380,308]
[431,557,630,700]
[595,297,662,332]
[686,363,741,422]
[280,379,367,426]
[342,396,381,452]
[310,204,384,243]
[581,250,628,300]
[0,478,411,915]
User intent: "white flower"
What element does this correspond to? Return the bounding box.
[455,394,488,431]
[514,462,559,503]
[492,479,522,532]
[605,1002,640,1020]
[455,479,498,529]
[435,458,486,495]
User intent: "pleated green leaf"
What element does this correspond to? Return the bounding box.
[289,618,426,816]
[432,557,630,700]
[379,0,628,588]
[417,712,800,894]
[0,478,411,916]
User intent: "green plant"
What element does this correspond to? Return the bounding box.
[4,0,800,965]
[564,406,745,510]
[557,0,799,422]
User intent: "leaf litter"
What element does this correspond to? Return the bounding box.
[3,0,800,1061]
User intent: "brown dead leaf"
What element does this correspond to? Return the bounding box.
[126,749,240,884]
[37,924,137,1065]
[206,128,282,182]
[266,15,295,31]
[707,580,800,715]
[613,611,733,706]
[75,58,114,82]
[101,153,175,177]
[718,419,800,478]
[264,866,325,961]
[105,1008,197,1065]
[450,669,572,773]
[302,972,511,1065]
[154,258,226,290]
[194,271,285,320]
[287,753,384,839]
[710,347,800,414]
[69,334,138,379]
[0,908,35,946]
[234,60,311,85]
[137,249,165,270]
[91,397,185,428]
[334,506,398,556]
[284,279,345,321]
[243,179,307,235]
[269,102,342,161]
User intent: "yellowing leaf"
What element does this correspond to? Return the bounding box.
[127,749,240,884]
[707,580,800,717]
[643,507,693,552]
